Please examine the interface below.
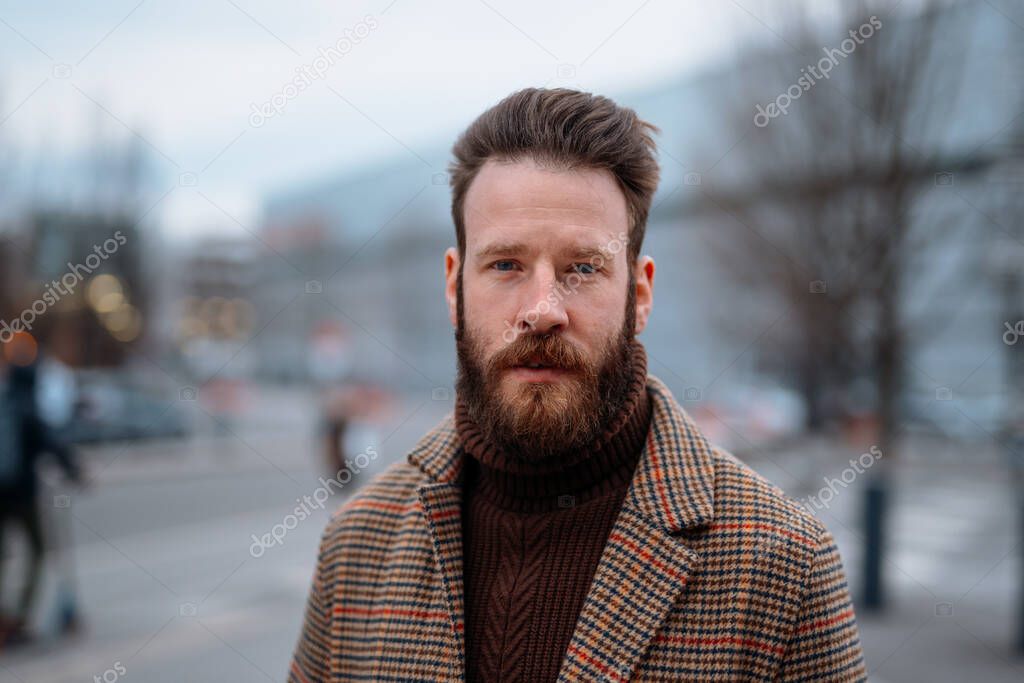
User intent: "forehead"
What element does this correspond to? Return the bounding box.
[462,157,628,249]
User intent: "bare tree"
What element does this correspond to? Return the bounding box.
[699,0,997,610]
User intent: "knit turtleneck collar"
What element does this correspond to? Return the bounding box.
[455,339,651,513]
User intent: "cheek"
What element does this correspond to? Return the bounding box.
[574,285,628,328]
[560,302,621,359]
[464,284,509,329]
[463,284,516,349]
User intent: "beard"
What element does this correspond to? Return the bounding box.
[455,270,637,466]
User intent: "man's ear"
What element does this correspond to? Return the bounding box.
[633,256,655,335]
[444,247,460,329]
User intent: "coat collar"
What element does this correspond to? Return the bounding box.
[408,373,716,533]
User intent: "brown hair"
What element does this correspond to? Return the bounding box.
[448,88,661,264]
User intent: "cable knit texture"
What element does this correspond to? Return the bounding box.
[456,339,651,683]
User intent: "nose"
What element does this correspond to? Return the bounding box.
[510,264,569,337]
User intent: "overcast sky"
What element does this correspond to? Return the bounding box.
[0,0,822,240]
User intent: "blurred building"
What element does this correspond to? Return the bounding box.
[24,209,147,366]
[257,156,454,389]
[0,123,160,369]
[174,236,260,380]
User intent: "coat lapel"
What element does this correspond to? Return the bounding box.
[556,506,698,682]
[557,375,716,682]
[418,480,466,680]
[410,416,467,680]
[408,375,717,683]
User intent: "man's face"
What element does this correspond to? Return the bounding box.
[445,157,654,462]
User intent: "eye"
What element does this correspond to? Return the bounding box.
[491,260,518,272]
[571,263,598,275]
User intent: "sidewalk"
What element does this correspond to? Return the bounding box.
[738,433,1024,682]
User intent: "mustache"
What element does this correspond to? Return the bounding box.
[488,333,588,373]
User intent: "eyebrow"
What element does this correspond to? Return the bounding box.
[565,245,614,263]
[474,241,532,261]
[473,241,614,264]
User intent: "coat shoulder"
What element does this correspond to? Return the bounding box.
[708,445,830,553]
[321,459,429,541]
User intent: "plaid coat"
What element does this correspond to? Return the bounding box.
[289,375,866,682]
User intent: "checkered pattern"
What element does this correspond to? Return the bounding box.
[289,374,866,681]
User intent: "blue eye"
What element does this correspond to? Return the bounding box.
[493,261,516,272]
[572,263,597,275]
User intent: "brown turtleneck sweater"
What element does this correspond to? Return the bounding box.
[455,340,651,683]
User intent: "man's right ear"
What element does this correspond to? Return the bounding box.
[444,247,459,329]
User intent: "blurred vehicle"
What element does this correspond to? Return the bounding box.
[63,370,190,444]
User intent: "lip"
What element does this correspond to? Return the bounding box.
[506,365,570,382]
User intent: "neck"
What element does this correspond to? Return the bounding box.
[455,339,651,512]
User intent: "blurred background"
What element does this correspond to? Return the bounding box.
[0,0,1021,680]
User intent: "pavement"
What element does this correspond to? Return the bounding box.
[741,434,1024,682]
[0,394,1021,682]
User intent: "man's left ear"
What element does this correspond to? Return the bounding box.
[633,256,655,335]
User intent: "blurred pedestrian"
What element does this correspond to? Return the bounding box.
[320,387,352,477]
[319,382,389,479]
[0,342,83,648]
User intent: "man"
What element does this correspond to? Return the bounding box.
[289,88,866,682]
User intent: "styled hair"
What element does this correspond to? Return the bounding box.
[448,87,661,264]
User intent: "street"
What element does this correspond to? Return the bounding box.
[1,402,1022,682]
